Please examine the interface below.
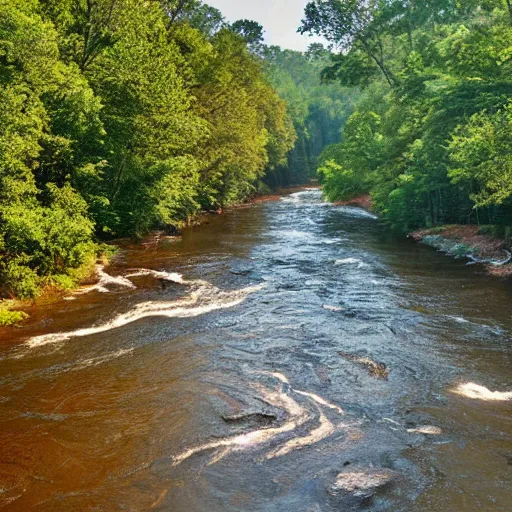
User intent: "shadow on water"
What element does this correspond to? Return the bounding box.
[0,189,511,511]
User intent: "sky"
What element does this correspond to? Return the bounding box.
[206,0,325,52]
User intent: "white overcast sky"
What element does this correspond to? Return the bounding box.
[206,0,325,51]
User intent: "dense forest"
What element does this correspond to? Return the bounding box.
[307,0,512,235]
[0,0,348,301]
[264,45,357,186]
[5,0,512,304]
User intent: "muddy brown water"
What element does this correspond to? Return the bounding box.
[0,189,511,511]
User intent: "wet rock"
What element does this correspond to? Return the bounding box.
[328,469,396,498]
[221,411,278,426]
[229,269,252,276]
[339,351,390,380]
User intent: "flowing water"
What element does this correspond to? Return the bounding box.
[1,189,511,511]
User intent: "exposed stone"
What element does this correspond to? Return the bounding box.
[220,411,278,428]
[328,469,396,498]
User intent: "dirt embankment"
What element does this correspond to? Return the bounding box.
[332,195,373,211]
[410,225,512,277]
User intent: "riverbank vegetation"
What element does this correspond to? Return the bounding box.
[0,0,351,304]
[305,0,512,236]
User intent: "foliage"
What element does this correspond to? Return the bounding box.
[264,46,358,186]
[1,0,319,300]
[0,306,29,326]
[306,1,512,232]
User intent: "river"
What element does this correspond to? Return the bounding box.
[1,189,511,511]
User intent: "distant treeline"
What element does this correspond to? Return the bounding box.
[0,0,348,299]
[264,45,357,187]
[306,0,512,235]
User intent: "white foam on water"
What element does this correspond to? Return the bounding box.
[266,405,335,459]
[323,305,344,312]
[72,348,135,371]
[295,389,345,415]
[71,266,198,299]
[447,315,470,324]
[25,281,265,349]
[277,230,315,241]
[382,418,402,427]
[172,371,347,467]
[334,258,361,266]
[383,418,442,435]
[445,315,504,335]
[256,371,291,385]
[280,189,323,204]
[336,206,378,220]
[172,382,310,466]
[74,265,136,296]
[125,269,188,284]
[452,382,512,401]
[406,425,442,435]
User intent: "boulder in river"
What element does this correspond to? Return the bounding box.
[328,469,396,499]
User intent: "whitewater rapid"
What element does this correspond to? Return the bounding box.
[25,269,265,349]
[172,372,350,467]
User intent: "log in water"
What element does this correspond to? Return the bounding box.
[1,189,511,511]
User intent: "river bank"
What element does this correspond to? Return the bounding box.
[332,194,374,211]
[410,225,512,277]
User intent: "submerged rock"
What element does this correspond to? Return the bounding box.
[339,351,390,380]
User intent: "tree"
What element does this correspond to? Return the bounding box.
[230,19,265,53]
[300,0,397,86]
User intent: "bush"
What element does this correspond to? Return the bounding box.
[319,161,367,202]
[0,184,98,298]
[2,256,41,299]
[49,274,77,290]
[0,307,29,327]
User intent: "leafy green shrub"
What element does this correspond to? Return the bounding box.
[49,274,76,290]
[2,256,41,299]
[0,308,29,327]
[319,161,367,202]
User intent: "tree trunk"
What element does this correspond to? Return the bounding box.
[358,38,396,87]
